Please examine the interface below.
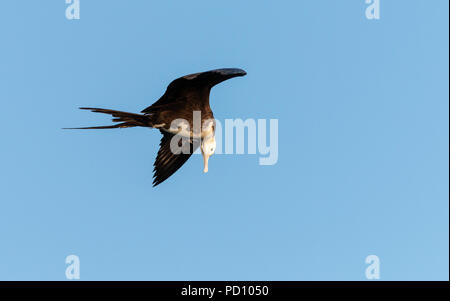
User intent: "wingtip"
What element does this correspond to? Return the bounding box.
[79,107,101,111]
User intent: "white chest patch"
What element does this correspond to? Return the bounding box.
[162,119,215,139]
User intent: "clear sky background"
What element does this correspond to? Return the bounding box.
[0,1,448,280]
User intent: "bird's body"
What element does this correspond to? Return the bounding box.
[67,68,246,186]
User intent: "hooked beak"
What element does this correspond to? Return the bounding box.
[203,153,210,173]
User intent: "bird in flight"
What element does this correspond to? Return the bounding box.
[67,68,247,186]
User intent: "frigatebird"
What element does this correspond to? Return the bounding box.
[67,68,247,186]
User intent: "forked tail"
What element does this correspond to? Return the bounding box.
[64,107,153,129]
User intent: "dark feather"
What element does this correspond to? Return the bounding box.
[63,107,153,129]
[63,122,137,130]
[152,132,200,187]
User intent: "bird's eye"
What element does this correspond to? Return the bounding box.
[210,148,214,152]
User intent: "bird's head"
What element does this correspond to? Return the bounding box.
[201,135,216,173]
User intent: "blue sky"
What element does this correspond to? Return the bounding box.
[0,0,448,280]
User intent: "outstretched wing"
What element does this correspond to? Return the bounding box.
[153,132,200,187]
[141,68,247,114]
